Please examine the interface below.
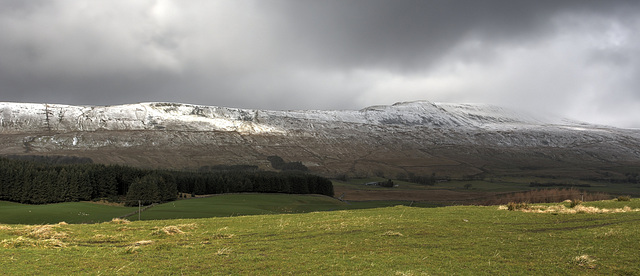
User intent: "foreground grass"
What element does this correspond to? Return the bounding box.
[1,200,639,275]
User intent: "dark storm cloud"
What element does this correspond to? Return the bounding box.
[268,1,546,70]
[267,0,637,70]
[0,0,639,127]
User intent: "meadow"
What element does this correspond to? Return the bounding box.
[1,199,639,274]
[0,201,138,224]
[0,194,434,224]
[139,194,432,220]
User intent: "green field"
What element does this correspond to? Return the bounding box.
[0,201,137,224]
[0,194,435,224]
[1,199,639,274]
[141,194,400,220]
[141,194,346,220]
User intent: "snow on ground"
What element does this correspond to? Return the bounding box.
[0,101,634,142]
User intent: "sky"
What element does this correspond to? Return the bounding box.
[1,0,639,128]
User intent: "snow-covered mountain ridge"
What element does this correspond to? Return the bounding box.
[0,101,609,133]
[1,101,639,177]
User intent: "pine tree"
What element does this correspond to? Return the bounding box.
[54,168,69,202]
[77,171,93,201]
[125,174,160,206]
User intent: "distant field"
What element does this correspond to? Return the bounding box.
[333,176,640,202]
[0,194,435,224]
[0,201,137,224]
[1,199,639,274]
[142,194,441,221]
[141,194,353,220]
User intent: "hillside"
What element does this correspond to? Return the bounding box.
[1,101,640,179]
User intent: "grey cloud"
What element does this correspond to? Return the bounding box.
[265,0,639,71]
[0,1,640,127]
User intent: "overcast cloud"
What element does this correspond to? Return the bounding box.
[1,0,639,128]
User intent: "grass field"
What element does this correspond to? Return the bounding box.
[139,194,345,220]
[0,194,437,224]
[1,199,639,274]
[139,194,428,220]
[0,201,137,224]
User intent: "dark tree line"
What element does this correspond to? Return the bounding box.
[125,173,177,206]
[173,171,333,197]
[0,157,333,206]
[396,172,437,186]
[0,158,151,204]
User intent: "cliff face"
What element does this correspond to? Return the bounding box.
[2,101,639,178]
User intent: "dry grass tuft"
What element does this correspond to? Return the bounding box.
[40,238,67,248]
[122,240,154,254]
[1,237,34,248]
[153,225,185,235]
[110,218,130,224]
[215,247,232,256]
[16,225,68,240]
[151,224,196,235]
[499,204,640,214]
[0,225,12,231]
[178,223,198,230]
[57,221,68,225]
[133,240,154,246]
[573,255,597,269]
[2,224,69,249]
[1,236,67,249]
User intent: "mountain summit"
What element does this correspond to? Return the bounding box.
[1,101,639,178]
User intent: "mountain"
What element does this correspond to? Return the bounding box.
[1,101,639,179]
